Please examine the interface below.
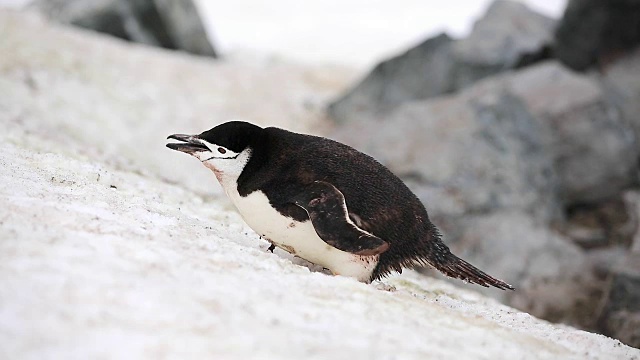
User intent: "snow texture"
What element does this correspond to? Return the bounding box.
[0,9,638,360]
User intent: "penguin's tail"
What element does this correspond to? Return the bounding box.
[420,241,515,291]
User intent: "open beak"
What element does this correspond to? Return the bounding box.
[166,134,210,154]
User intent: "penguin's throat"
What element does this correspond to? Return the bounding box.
[204,164,227,183]
[202,148,251,193]
[213,169,224,183]
[204,164,237,191]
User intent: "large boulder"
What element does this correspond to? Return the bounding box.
[332,62,637,217]
[32,0,218,57]
[555,0,640,71]
[328,33,455,124]
[508,62,637,204]
[449,0,555,89]
[333,87,558,220]
[328,0,554,123]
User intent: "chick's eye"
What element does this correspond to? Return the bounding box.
[217,147,227,154]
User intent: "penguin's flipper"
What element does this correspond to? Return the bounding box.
[291,181,390,256]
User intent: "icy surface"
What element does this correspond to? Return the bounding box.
[0,9,638,360]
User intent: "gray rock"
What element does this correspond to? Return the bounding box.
[597,253,640,348]
[601,48,640,154]
[450,0,555,89]
[426,212,595,327]
[624,191,640,253]
[333,78,559,221]
[328,33,454,124]
[152,0,216,56]
[32,0,217,57]
[559,193,636,250]
[328,0,554,123]
[332,62,636,216]
[508,62,637,204]
[555,0,640,71]
[585,246,630,279]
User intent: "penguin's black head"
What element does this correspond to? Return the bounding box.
[197,121,264,153]
[167,121,264,157]
[167,121,265,179]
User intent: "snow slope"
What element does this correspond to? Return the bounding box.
[0,9,638,360]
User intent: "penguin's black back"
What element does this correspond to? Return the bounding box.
[236,126,441,280]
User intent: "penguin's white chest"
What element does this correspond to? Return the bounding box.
[222,185,378,282]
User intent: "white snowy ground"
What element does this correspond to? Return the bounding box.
[0,9,639,360]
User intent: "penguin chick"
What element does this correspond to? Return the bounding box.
[167,121,514,290]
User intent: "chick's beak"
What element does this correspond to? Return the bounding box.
[166,134,210,154]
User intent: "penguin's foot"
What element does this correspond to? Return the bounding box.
[267,243,276,253]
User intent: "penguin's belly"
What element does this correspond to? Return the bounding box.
[226,189,378,282]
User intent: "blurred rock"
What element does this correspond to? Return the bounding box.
[507,62,636,205]
[333,78,558,221]
[601,48,640,153]
[555,0,640,71]
[560,194,636,249]
[328,0,554,123]
[450,0,555,88]
[332,62,636,218]
[586,246,629,280]
[625,191,640,253]
[597,253,640,348]
[32,0,217,57]
[328,34,454,123]
[450,212,596,327]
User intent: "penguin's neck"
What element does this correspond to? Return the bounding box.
[204,148,252,196]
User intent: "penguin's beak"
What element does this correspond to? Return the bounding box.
[166,134,210,154]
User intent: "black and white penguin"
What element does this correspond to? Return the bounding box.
[167,121,514,290]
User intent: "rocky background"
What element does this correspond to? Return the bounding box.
[30,0,218,57]
[1,0,639,356]
[329,0,640,348]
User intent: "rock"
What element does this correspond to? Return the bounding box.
[560,195,636,249]
[601,48,640,154]
[32,0,218,57]
[328,0,554,123]
[555,0,640,71]
[625,191,640,253]
[151,0,216,56]
[586,246,629,280]
[597,253,640,348]
[328,33,454,123]
[333,84,559,221]
[507,62,637,205]
[332,61,636,218]
[450,0,555,89]
[447,212,597,328]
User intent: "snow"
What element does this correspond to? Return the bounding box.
[0,9,639,360]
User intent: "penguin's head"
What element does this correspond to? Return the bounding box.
[167,121,264,183]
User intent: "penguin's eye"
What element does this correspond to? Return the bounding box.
[218,147,227,154]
